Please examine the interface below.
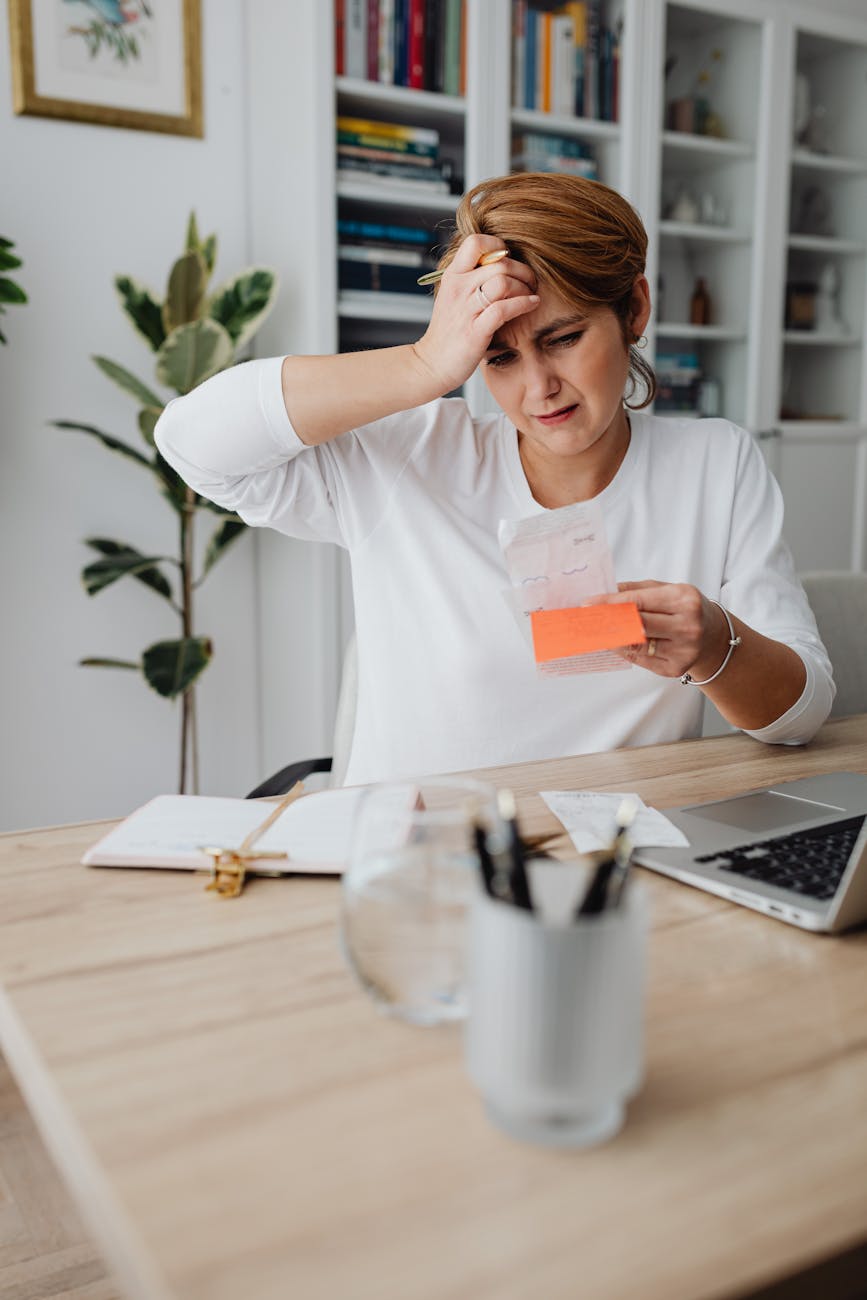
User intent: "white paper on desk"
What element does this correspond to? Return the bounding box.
[81,788,366,874]
[498,499,630,675]
[540,791,690,853]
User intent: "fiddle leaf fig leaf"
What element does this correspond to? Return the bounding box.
[0,247,22,272]
[201,517,246,577]
[0,277,27,304]
[92,355,164,410]
[79,657,139,670]
[162,250,206,333]
[154,452,190,513]
[82,538,174,601]
[155,318,233,394]
[208,268,278,350]
[138,406,162,447]
[53,420,155,471]
[114,275,165,351]
[143,636,213,699]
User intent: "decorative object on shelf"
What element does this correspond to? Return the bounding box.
[813,263,848,336]
[792,73,828,154]
[666,47,726,138]
[785,281,817,331]
[696,378,721,418]
[667,187,700,224]
[8,0,202,136]
[689,277,712,326]
[0,236,27,344]
[699,191,727,227]
[792,185,834,238]
[53,214,278,793]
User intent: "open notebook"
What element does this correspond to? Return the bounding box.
[82,788,367,875]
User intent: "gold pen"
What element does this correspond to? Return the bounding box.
[417,247,509,286]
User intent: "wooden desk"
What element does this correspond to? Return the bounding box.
[1,718,867,1300]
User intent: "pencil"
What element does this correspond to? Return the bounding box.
[417,247,509,286]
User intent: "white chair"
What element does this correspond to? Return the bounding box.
[800,571,867,718]
[246,633,357,797]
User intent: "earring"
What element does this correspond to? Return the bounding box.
[632,334,648,349]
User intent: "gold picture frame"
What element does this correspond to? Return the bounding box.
[8,0,202,138]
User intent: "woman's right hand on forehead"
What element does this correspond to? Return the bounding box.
[411,234,539,394]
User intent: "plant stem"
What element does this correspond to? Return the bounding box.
[179,487,197,794]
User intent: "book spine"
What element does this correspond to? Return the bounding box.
[584,0,600,119]
[338,243,425,266]
[408,0,425,88]
[367,0,380,79]
[337,116,440,147]
[459,0,466,96]
[512,1,526,110]
[539,12,552,114]
[378,0,395,84]
[336,168,449,194]
[337,139,437,163]
[345,0,367,78]
[338,261,430,295]
[335,0,345,75]
[337,155,444,183]
[524,7,536,110]
[443,0,461,96]
[338,218,433,244]
[552,14,576,118]
[394,0,409,86]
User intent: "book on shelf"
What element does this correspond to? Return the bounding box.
[512,129,597,178]
[337,168,451,195]
[337,114,440,152]
[337,153,445,184]
[337,0,465,95]
[512,1,618,122]
[338,217,436,247]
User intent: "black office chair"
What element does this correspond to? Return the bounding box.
[245,634,358,798]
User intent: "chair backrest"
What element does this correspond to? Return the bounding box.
[329,631,358,787]
[800,570,867,718]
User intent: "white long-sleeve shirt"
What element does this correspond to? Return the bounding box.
[155,357,834,785]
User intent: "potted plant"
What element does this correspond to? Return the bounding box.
[55,214,278,793]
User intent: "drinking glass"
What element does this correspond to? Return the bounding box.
[340,777,501,1026]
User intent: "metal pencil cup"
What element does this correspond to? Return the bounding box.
[464,879,648,1148]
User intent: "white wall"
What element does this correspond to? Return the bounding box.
[0,1,262,830]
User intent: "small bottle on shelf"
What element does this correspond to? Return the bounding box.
[690,277,711,326]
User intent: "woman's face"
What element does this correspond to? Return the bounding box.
[480,278,650,465]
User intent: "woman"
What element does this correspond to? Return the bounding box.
[155,172,833,785]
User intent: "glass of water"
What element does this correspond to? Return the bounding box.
[340,777,501,1026]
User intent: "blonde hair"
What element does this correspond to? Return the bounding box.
[437,172,655,408]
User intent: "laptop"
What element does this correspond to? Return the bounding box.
[634,772,867,933]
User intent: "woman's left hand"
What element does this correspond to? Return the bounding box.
[591,581,729,680]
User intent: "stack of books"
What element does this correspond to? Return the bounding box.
[512,1,621,122]
[511,129,597,178]
[335,0,466,96]
[337,115,458,198]
[337,216,438,302]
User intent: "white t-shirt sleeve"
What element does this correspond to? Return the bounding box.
[719,427,834,744]
[153,356,421,548]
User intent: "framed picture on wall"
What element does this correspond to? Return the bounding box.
[8,0,202,137]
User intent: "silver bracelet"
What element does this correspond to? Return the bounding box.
[680,600,742,687]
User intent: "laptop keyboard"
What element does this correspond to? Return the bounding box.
[693,814,867,900]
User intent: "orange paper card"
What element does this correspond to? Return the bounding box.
[530,603,646,663]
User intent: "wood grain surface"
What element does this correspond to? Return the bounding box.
[1,718,866,1300]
